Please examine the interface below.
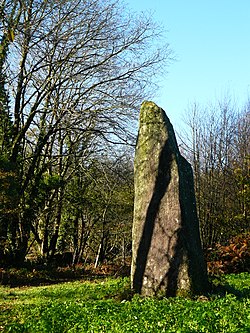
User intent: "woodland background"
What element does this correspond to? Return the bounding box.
[0,0,249,272]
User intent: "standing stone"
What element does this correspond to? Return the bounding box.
[131,101,209,297]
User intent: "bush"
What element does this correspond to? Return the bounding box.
[207,232,250,275]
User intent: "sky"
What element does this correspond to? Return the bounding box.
[126,0,250,130]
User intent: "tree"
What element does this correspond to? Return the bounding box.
[0,1,23,264]
[0,0,22,153]
[231,105,250,232]
[57,152,134,266]
[183,98,249,249]
[1,0,171,265]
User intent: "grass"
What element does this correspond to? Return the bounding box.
[0,273,249,332]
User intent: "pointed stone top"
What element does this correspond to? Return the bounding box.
[140,101,170,124]
[141,100,158,108]
[139,101,179,154]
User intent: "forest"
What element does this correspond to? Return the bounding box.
[0,0,249,272]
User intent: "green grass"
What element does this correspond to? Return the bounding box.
[0,273,250,332]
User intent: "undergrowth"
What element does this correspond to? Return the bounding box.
[0,273,249,332]
[207,232,250,275]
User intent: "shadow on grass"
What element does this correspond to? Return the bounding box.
[210,274,250,300]
[0,264,130,288]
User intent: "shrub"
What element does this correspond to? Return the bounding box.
[207,232,250,275]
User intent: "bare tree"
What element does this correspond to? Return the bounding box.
[1,0,172,265]
[182,98,249,249]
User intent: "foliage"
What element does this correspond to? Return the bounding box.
[0,156,20,264]
[0,274,249,332]
[0,157,19,213]
[0,0,19,154]
[233,155,250,229]
[207,232,250,275]
[51,153,134,266]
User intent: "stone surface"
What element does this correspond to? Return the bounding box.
[131,101,209,297]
